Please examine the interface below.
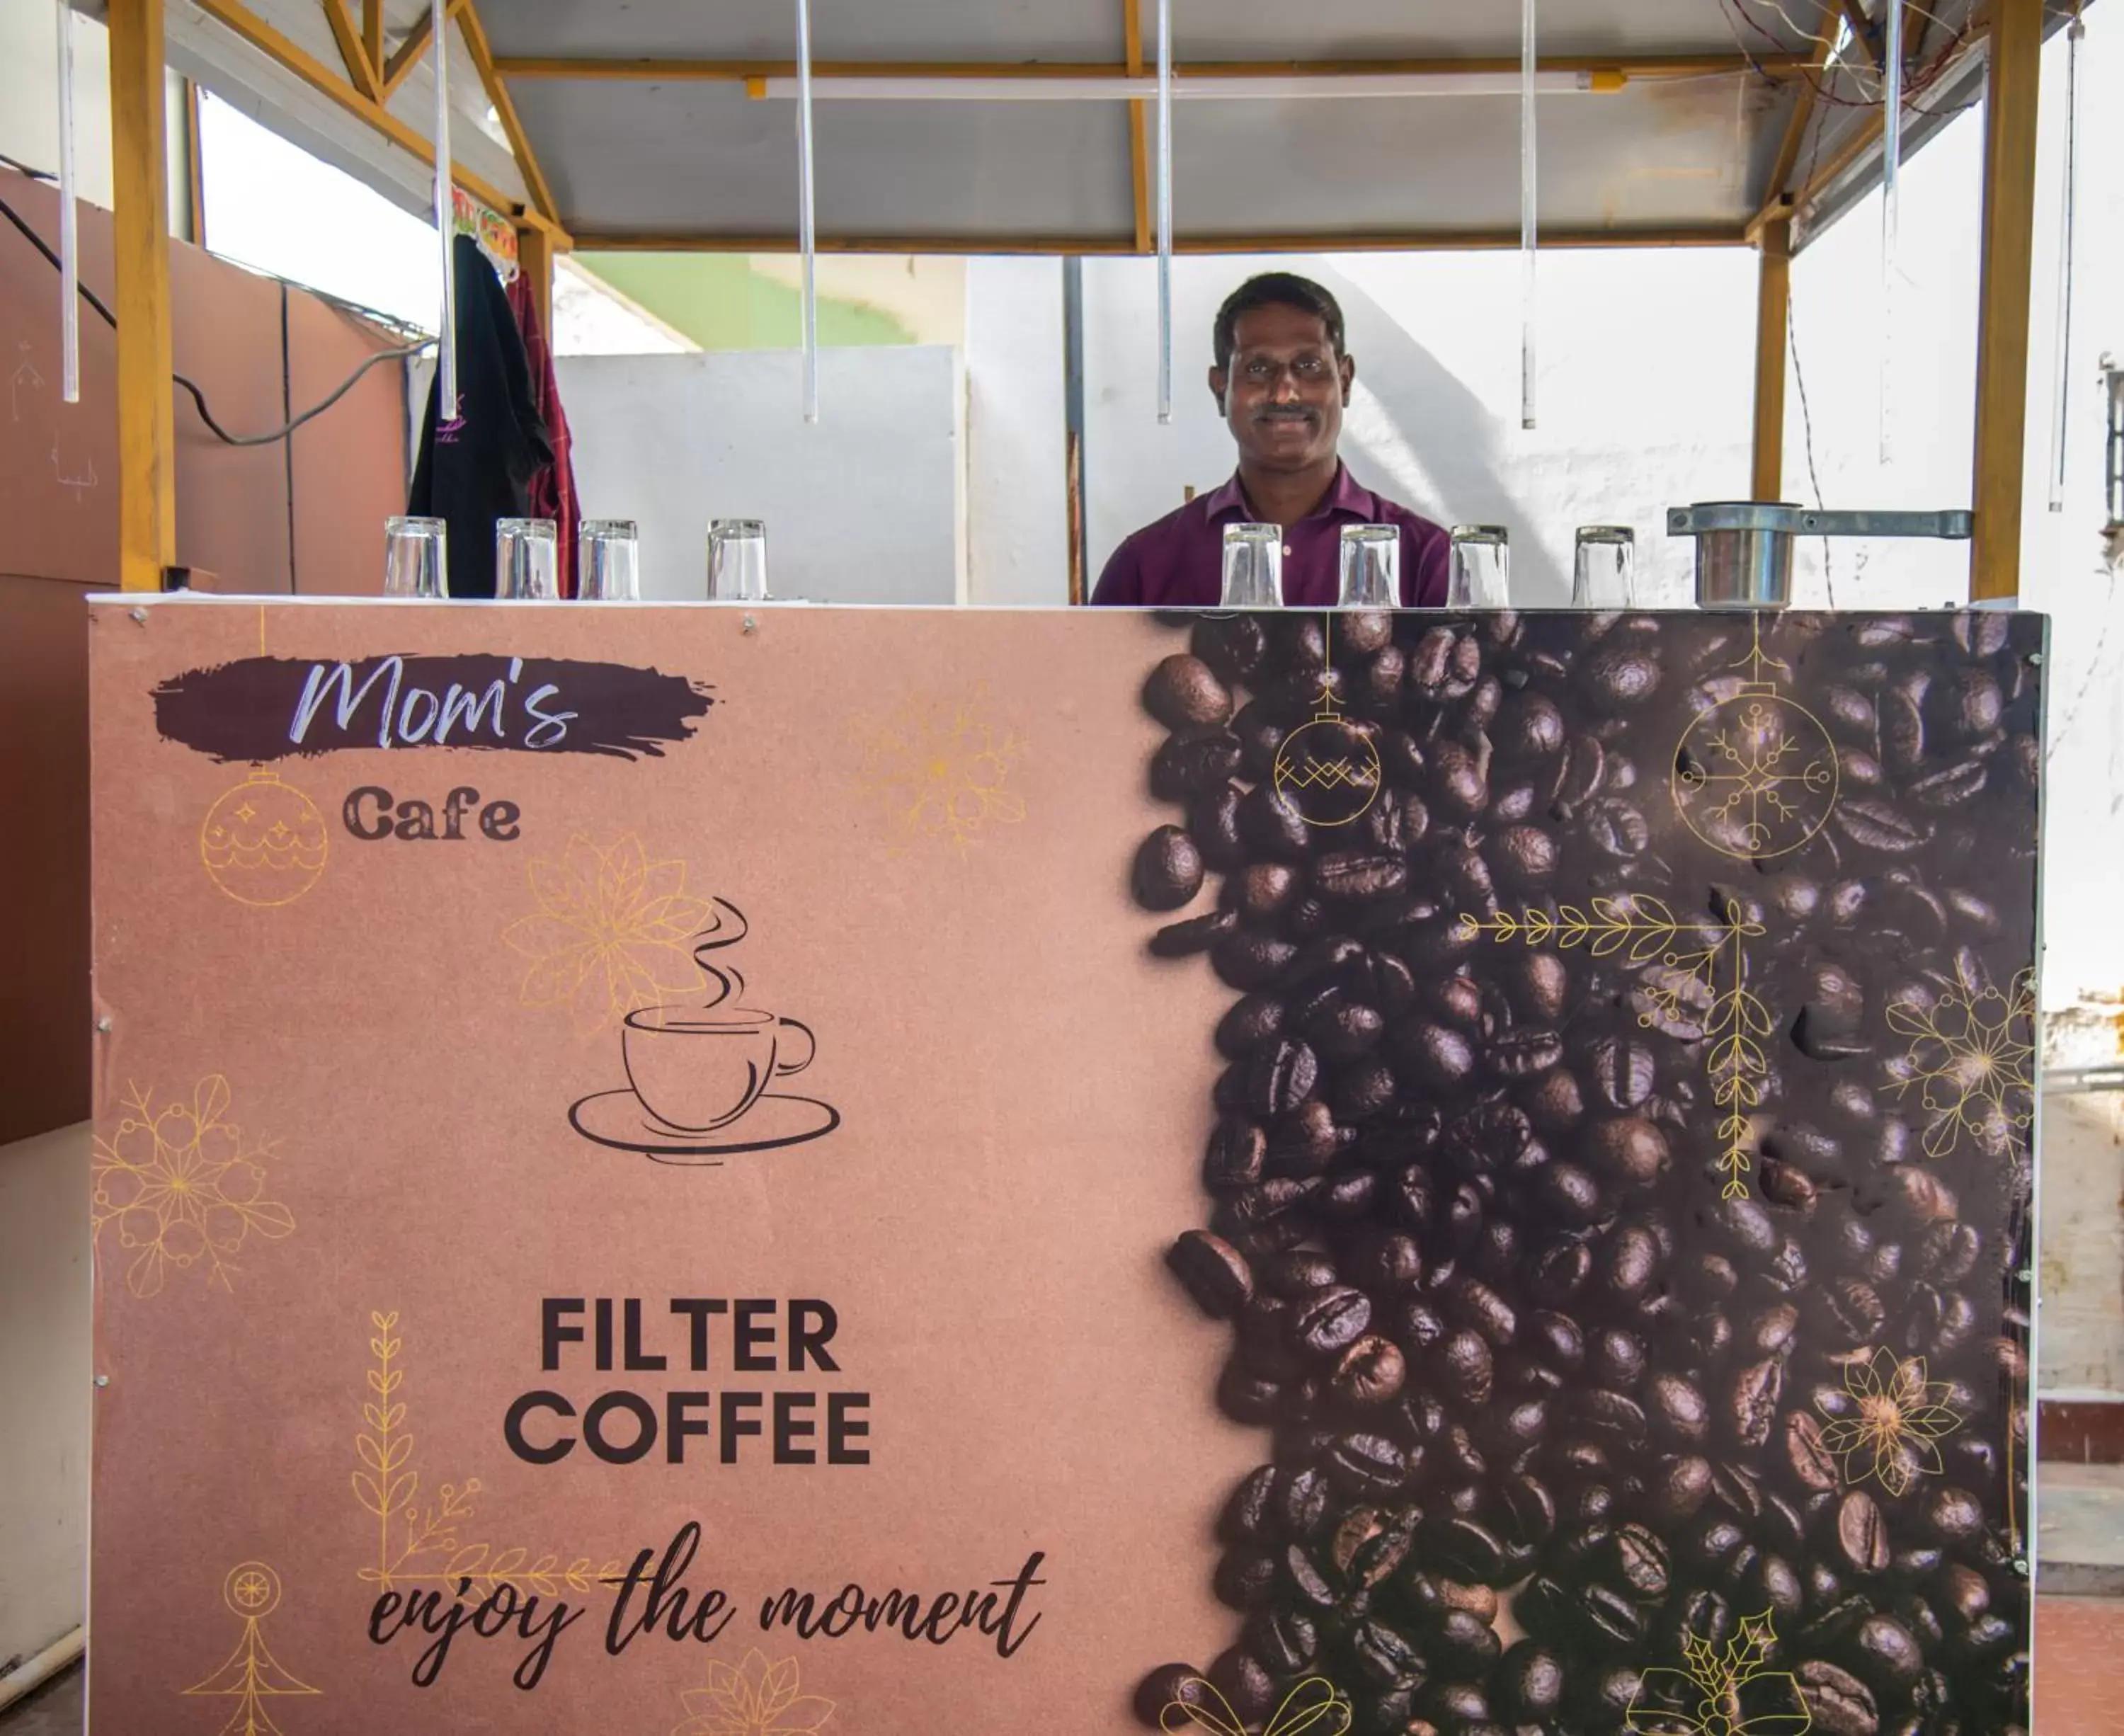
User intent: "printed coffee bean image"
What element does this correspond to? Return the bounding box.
[1129,610,2038,1735]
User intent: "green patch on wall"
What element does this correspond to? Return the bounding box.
[575,253,915,350]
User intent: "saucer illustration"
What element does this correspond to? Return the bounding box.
[569,1090,840,1165]
[566,900,840,1167]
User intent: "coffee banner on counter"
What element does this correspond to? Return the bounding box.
[90,600,2042,1735]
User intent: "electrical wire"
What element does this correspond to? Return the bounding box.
[1787,290,1839,608]
[0,187,431,447]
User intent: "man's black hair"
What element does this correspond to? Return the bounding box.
[1212,273,1347,372]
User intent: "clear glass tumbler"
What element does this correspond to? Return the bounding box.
[1448,525,1511,609]
[1221,522,1284,607]
[1338,523,1400,608]
[383,515,447,598]
[708,520,770,601]
[496,518,559,600]
[1572,525,1637,608]
[578,519,640,601]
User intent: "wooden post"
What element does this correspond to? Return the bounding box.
[109,0,176,593]
[1970,0,2044,601]
[515,221,555,345]
[1751,217,1791,502]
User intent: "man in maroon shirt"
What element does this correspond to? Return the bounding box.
[1091,272,1451,608]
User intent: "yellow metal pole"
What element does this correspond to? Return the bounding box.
[515,220,555,344]
[109,0,176,593]
[1752,217,1791,501]
[1970,0,2043,601]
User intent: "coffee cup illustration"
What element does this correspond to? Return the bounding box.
[622,1005,816,1132]
[569,901,840,1163]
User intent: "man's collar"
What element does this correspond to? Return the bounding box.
[1202,462,1373,524]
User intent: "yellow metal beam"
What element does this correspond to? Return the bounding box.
[1751,218,1792,501]
[459,0,557,224]
[515,220,554,346]
[1970,0,2043,600]
[1123,0,1149,255]
[572,223,1747,256]
[362,0,382,81]
[1753,10,1989,244]
[380,0,467,102]
[190,0,540,232]
[492,52,1802,82]
[1755,3,1842,230]
[110,0,176,593]
[321,0,379,100]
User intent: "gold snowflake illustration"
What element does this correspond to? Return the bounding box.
[502,834,714,1034]
[1883,965,2036,1160]
[850,681,1027,857]
[1815,1347,1964,1498]
[673,1650,835,1736]
[91,1077,295,1298]
[1627,1609,1812,1735]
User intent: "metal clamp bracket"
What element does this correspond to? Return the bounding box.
[1666,503,1973,539]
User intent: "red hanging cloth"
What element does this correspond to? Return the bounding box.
[506,270,583,598]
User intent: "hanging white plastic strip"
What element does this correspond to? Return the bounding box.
[55,0,79,404]
[1880,0,1904,465]
[1155,0,1174,425]
[2048,14,2084,511]
[1519,0,1537,430]
[796,0,819,423]
[432,0,457,419]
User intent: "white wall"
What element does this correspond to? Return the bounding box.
[965,258,1068,605]
[1076,249,1759,607]
[0,3,191,237]
[0,1125,91,1668]
[550,347,965,604]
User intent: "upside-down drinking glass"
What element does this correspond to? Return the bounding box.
[1448,525,1510,609]
[383,515,447,598]
[495,518,559,600]
[1221,522,1284,607]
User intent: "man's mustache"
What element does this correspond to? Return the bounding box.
[1254,406,1318,424]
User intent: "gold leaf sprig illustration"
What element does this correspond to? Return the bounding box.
[1627,1609,1812,1735]
[353,1310,620,1597]
[1461,893,1771,1199]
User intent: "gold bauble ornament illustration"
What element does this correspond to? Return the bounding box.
[200,767,329,906]
[1272,692,1382,829]
[1671,682,1838,860]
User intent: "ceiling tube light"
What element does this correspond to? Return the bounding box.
[55,0,79,404]
[1520,0,1538,431]
[746,70,1609,101]
[432,0,457,421]
[795,0,819,423]
[1880,0,1902,465]
[1155,0,1173,425]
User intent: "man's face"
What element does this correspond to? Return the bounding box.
[1210,301,1354,474]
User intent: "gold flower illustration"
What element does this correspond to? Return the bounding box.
[849,681,1027,857]
[1162,1672,1351,1735]
[1815,1347,1965,1497]
[673,1650,835,1736]
[503,834,714,1034]
[1883,965,2036,1161]
[92,1077,295,1298]
[1627,1610,1812,1735]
